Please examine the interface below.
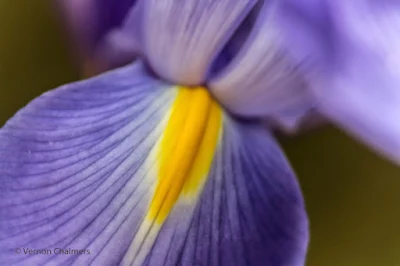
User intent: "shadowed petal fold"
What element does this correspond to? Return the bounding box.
[132,0,257,85]
[209,1,314,124]
[277,0,400,162]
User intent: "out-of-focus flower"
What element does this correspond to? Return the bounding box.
[277,0,400,162]
[0,0,399,265]
[57,0,138,73]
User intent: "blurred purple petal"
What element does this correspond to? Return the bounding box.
[131,0,257,85]
[277,0,400,162]
[57,0,137,72]
[266,106,324,134]
[58,0,135,49]
[209,1,315,125]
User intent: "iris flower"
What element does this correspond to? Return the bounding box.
[1,0,399,265]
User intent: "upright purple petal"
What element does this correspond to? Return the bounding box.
[208,1,315,128]
[277,0,400,163]
[131,0,257,85]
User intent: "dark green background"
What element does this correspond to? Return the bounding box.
[1,2,399,265]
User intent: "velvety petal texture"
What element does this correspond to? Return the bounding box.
[277,0,400,162]
[0,62,308,265]
[209,1,315,121]
[132,0,257,85]
[136,119,309,266]
[0,63,176,265]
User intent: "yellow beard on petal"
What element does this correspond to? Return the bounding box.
[121,86,222,266]
[148,86,222,224]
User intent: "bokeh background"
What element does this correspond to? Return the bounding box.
[1,2,399,265]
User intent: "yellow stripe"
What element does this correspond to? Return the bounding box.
[147,86,222,224]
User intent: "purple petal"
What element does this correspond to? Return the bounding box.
[131,0,257,85]
[266,105,322,134]
[0,63,308,264]
[277,0,400,163]
[138,120,309,266]
[209,1,315,124]
[57,0,137,72]
[0,62,177,265]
